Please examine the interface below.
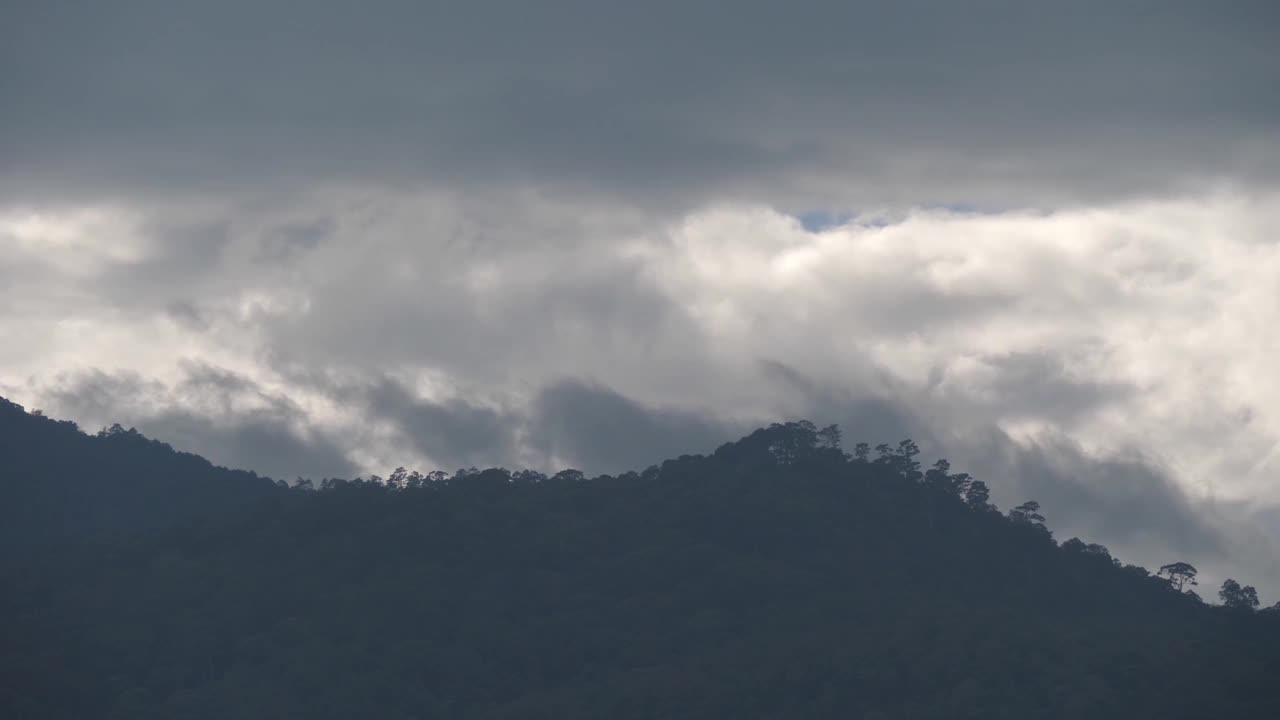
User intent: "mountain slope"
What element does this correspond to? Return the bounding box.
[2,400,1277,719]
[1,397,279,554]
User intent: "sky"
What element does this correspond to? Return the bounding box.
[2,1,1279,597]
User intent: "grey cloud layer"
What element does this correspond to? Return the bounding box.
[34,366,359,481]
[4,1,1276,206]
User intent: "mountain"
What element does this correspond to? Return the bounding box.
[2,398,1278,719]
[0,396,278,554]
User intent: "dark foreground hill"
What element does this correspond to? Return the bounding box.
[2,397,1278,719]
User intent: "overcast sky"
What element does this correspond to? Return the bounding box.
[3,1,1278,597]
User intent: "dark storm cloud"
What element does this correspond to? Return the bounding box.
[353,377,741,474]
[86,216,235,313]
[962,430,1227,559]
[527,379,744,473]
[363,378,522,471]
[3,1,1275,206]
[255,219,333,263]
[164,300,210,332]
[758,360,927,447]
[959,351,1136,426]
[142,410,357,482]
[37,370,164,427]
[37,366,358,481]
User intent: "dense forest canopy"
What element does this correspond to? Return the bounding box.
[2,396,1278,719]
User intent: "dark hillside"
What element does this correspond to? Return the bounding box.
[2,401,1277,719]
[0,397,278,556]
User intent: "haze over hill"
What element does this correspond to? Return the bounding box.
[3,398,1279,718]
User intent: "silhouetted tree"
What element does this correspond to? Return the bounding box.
[925,459,973,496]
[1009,500,1046,525]
[1158,562,1199,593]
[550,468,585,483]
[512,469,547,485]
[925,458,951,487]
[1083,543,1112,559]
[893,439,923,480]
[816,424,842,449]
[765,421,820,464]
[1219,579,1260,610]
[964,480,992,509]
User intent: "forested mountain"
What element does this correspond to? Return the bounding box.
[2,396,1278,719]
[0,397,276,557]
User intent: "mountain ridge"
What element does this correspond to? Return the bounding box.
[2,397,1278,718]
